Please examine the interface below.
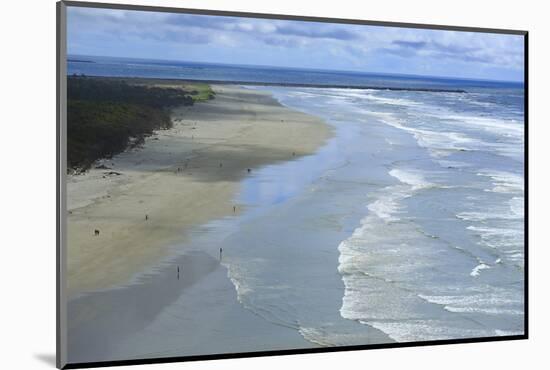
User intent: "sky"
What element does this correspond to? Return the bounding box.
[67,7,525,82]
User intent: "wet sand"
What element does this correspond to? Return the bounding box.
[67,251,317,363]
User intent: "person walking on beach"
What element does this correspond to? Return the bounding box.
[177,266,180,280]
[219,247,223,261]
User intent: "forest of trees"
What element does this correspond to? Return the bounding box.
[67,77,213,171]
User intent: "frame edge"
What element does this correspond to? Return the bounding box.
[57,2,529,368]
[62,0,527,35]
[57,1,68,369]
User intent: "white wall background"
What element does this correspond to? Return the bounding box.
[1,0,547,368]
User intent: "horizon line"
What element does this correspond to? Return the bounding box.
[68,53,525,85]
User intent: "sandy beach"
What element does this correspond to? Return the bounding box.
[67,84,332,298]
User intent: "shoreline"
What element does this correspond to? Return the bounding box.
[68,251,318,363]
[67,83,333,298]
[74,75,467,93]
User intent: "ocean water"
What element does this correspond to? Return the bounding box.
[67,56,525,346]
[170,84,524,345]
[67,55,523,91]
[233,85,524,344]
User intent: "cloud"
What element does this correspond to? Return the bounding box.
[67,6,524,81]
[263,36,304,48]
[392,40,428,49]
[275,24,359,40]
[164,13,360,43]
[382,34,523,68]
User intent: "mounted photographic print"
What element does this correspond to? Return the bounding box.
[56,1,528,368]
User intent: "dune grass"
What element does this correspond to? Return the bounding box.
[67,77,211,172]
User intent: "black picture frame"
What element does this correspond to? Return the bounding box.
[56,1,529,368]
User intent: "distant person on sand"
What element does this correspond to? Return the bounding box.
[145,214,148,221]
[94,229,100,236]
[219,247,223,261]
[177,266,180,280]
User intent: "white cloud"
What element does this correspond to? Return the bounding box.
[67,6,524,80]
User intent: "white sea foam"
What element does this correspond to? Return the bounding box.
[297,326,373,347]
[389,168,435,190]
[466,225,524,252]
[461,94,498,108]
[366,320,492,342]
[445,114,524,138]
[445,306,523,315]
[457,191,524,269]
[477,170,524,194]
[457,211,520,222]
[337,177,459,342]
[370,100,523,160]
[470,263,491,277]
[419,292,523,316]
[456,197,524,222]
[413,130,475,157]
[509,197,524,217]
[468,223,524,267]
[367,194,402,222]
[375,113,478,158]
[437,160,471,169]
[467,226,521,239]
[363,168,435,224]
[226,263,254,304]
[298,327,334,347]
[456,212,492,222]
[495,329,524,336]
[338,166,446,335]
[419,293,519,307]
[338,197,410,323]
[362,93,422,107]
